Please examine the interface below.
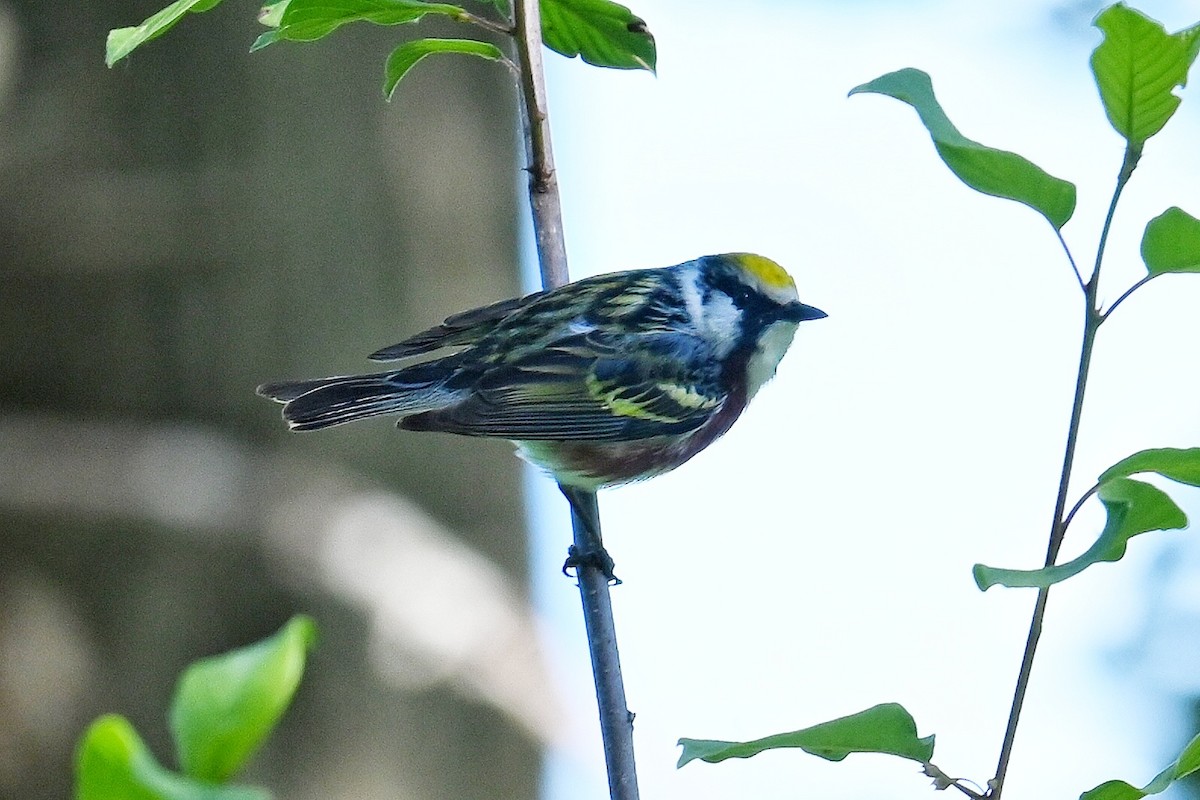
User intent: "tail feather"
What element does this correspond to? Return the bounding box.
[257,371,452,431]
[257,377,335,403]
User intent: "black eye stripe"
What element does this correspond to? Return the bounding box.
[704,270,750,305]
[699,257,785,315]
[726,280,761,310]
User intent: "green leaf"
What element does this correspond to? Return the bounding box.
[677,703,934,768]
[974,478,1187,590]
[1141,208,1200,276]
[850,68,1076,230]
[170,615,316,782]
[1081,731,1200,800]
[252,0,469,51]
[1101,446,1200,485]
[1090,4,1200,147]
[541,0,656,72]
[75,715,268,800]
[105,0,228,67]
[258,1,288,27]
[384,38,505,99]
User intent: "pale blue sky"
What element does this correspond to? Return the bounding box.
[524,2,1200,799]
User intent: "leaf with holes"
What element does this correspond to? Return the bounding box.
[541,0,656,71]
[1090,4,1200,147]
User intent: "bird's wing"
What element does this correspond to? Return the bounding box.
[369,291,547,361]
[400,330,727,441]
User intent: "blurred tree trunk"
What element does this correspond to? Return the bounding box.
[0,1,539,798]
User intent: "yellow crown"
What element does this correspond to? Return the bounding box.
[726,253,795,291]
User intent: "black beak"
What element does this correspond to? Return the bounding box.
[779,301,828,322]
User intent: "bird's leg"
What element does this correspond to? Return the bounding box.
[559,484,619,584]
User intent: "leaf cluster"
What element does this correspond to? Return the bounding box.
[105,0,656,100]
[842,3,1200,613]
[75,616,316,800]
[680,5,1200,799]
[98,1,1200,797]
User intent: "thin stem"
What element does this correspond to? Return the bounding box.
[990,307,1098,799]
[511,2,640,798]
[1055,228,1086,293]
[952,782,987,800]
[1103,274,1154,320]
[455,8,515,36]
[1060,483,1099,534]
[990,144,1140,800]
[926,762,986,799]
[512,0,568,288]
[1091,145,1142,294]
[566,491,640,800]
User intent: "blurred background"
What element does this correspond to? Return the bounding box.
[3,1,1200,799]
[1,1,541,798]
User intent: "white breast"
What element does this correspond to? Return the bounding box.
[745,321,799,399]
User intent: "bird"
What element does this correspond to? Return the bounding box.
[258,253,826,576]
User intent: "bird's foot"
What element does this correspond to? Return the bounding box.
[563,544,620,585]
[558,484,619,584]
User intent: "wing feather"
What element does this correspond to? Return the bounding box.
[369,292,546,361]
[401,331,726,441]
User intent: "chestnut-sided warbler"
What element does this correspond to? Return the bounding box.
[259,253,825,524]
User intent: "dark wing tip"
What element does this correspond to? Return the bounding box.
[368,343,425,361]
[257,380,314,402]
[397,411,436,432]
[370,293,546,361]
[257,376,354,403]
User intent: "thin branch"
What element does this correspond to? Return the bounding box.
[1060,483,1099,534]
[1103,274,1154,320]
[989,309,1098,799]
[510,2,640,798]
[951,781,987,800]
[565,491,640,800]
[513,0,568,287]
[454,7,515,36]
[1054,227,1086,293]
[1090,145,1143,298]
[925,762,986,799]
[989,143,1140,800]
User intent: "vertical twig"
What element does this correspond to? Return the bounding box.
[512,0,568,286]
[565,491,640,800]
[989,306,1098,799]
[989,144,1140,799]
[510,2,641,798]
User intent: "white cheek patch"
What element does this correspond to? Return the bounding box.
[679,268,705,323]
[700,293,737,330]
[678,269,740,359]
[700,294,741,357]
[746,321,799,399]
